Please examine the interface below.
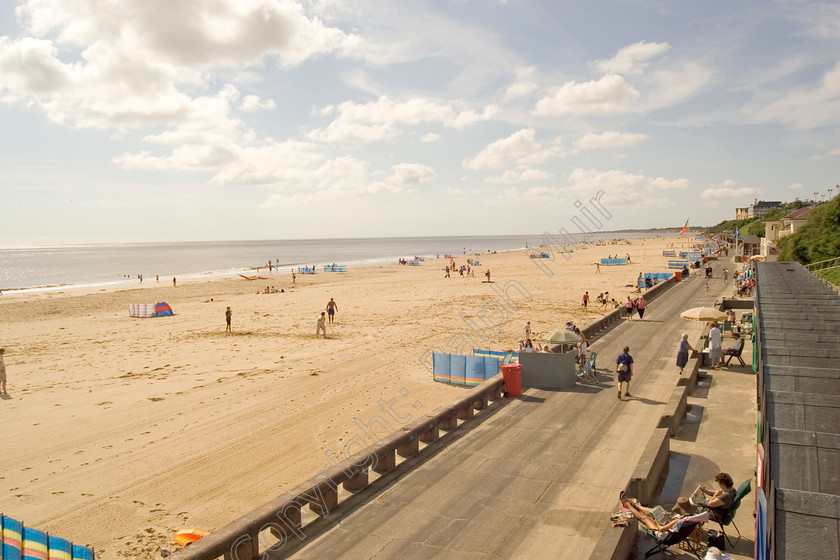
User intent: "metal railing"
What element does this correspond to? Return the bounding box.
[805,255,840,271]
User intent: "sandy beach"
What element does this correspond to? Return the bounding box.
[0,235,698,558]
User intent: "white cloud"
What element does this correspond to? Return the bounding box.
[463,128,562,170]
[574,131,649,151]
[505,80,538,100]
[594,41,670,75]
[16,0,355,68]
[419,132,440,143]
[532,74,640,116]
[240,95,276,112]
[643,62,712,110]
[0,1,356,129]
[810,148,840,159]
[565,168,692,207]
[701,180,762,200]
[787,182,804,190]
[751,61,840,129]
[384,163,437,188]
[307,96,499,144]
[485,169,551,184]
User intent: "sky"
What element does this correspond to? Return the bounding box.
[1,0,839,245]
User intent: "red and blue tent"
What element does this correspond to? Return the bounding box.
[154,302,173,317]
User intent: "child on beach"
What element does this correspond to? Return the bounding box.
[0,348,7,396]
[225,307,232,334]
[316,312,328,338]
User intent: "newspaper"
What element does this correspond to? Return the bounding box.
[689,485,706,506]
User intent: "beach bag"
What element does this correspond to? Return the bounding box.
[707,530,725,550]
[618,362,628,373]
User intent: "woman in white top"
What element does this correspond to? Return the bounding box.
[708,323,723,367]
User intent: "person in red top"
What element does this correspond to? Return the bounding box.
[636,295,647,320]
[582,291,589,308]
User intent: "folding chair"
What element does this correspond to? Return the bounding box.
[577,351,598,385]
[724,345,746,367]
[718,479,751,547]
[644,521,703,559]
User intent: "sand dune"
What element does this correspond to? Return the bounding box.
[0,236,697,558]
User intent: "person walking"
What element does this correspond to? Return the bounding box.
[708,322,723,368]
[595,262,601,274]
[524,321,531,338]
[582,291,589,308]
[225,306,232,334]
[625,296,635,319]
[316,312,328,338]
[173,276,177,287]
[636,295,647,320]
[676,333,696,374]
[326,298,338,324]
[615,346,634,399]
[0,348,8,396]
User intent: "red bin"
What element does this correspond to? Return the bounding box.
[500,363,523,397]
[674,270,682,282]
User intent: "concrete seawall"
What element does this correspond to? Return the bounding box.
[174,275,685,560]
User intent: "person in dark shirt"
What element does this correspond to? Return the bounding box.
[615,346,634,399]
[675,472,736,523]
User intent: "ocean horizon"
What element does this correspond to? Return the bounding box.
[0,231,667,292]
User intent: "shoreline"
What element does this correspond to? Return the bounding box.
[0,231,674,293]
[0,234,702,559]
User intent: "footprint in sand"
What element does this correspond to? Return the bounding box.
[81,493,93,497]
[52,491,65,495]
[21,466,32,471]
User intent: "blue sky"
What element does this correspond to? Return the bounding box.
[1,0,838,245]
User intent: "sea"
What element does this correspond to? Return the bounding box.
[0,232,665,292]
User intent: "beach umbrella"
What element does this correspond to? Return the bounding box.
[541,329,582,344]
[680,307,728,322]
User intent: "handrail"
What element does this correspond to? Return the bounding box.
[805,256,840,270]
[173,375,505,560]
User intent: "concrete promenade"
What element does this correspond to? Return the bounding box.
[290,271,722,559]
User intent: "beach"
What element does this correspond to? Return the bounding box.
[0,236,693,558]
